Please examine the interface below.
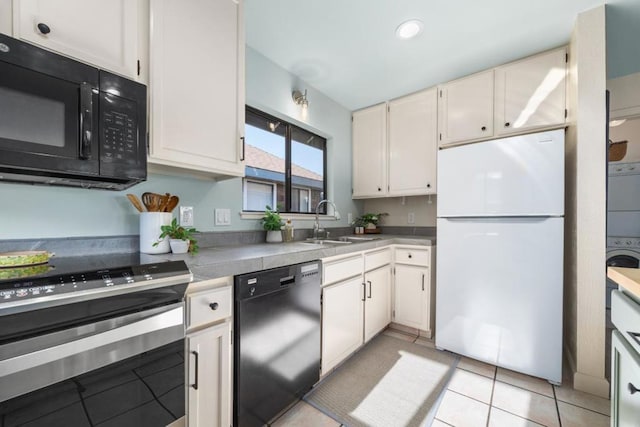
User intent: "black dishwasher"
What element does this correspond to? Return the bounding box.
[234,261,321,427]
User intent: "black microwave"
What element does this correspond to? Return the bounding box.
[0,33,147,190]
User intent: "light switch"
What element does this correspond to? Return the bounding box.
[179,206,194,227]
[408,212,415,224]
[215,208,231,226]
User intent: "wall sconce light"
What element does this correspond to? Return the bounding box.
[292,89,309,110]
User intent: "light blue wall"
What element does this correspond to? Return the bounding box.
[606,0,640,79]
[0,47,359,239]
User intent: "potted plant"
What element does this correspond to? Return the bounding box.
[262,205,284,243]
[355,212,388,232]
[154,218,199,254]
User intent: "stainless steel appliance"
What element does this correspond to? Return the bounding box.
[0,33,147,190]
[234,261,321,426]
[0,254,191,426]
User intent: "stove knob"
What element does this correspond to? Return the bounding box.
[627,240,633,246]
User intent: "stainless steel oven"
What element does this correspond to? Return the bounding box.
[0,254,191,427]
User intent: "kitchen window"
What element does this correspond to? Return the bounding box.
[243,107,327,214]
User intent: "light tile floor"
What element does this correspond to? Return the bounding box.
[270,328,611,427]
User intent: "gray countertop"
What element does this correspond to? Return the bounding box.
[139,235,435,282]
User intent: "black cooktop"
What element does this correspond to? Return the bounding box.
[0,253,191,307]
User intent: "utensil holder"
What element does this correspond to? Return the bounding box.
[140,212,172,254]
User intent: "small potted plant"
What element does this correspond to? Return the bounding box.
[262,205,284,243]
[355,212,388,233]
[154,218,199,254]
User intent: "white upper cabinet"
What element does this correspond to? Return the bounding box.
[149,0,245,178]
[388,88,438,196]
[438,70,494,146]
[13,0,140,79]
[494,47,567,136]
[352,103,387,198]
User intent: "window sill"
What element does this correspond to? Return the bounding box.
[240,212,340,221]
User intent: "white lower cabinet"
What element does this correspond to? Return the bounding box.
[392,246,435,337]
[186,321,232,427]
[321,249,392,374]
[364,266,392,343]
[185,277,233,427]
[394,265,430,331]
[321,275,365,374]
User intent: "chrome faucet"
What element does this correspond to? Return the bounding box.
[314,199,341,239]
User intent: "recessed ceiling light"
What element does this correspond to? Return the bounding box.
[395,19,423,40]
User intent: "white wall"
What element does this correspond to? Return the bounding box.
[0,47,360,239]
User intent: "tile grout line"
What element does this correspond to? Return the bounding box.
[486,366,497,427]
[423,354,460,427]
[553,384,563,427]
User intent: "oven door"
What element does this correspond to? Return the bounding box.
[0,303,185,426]
[0,34,100,176]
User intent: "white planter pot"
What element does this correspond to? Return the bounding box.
[139,212,172,254]
[169,239,189,254]
[266,230,283,243]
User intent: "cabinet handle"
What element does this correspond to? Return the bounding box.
[629,383,640,395]
[209,302,219,310]
[37,23,51,35]
[408,254,412,259]
[505,122,510,127]
[422,274,425,291]
[427,183,431,188]
[481,126,487,131]
[367,281,372,299]
[378,187,382,192]
[191,350,199,390]
[362,282,366,302]
[240,136,245,161]
[79,82,94,159]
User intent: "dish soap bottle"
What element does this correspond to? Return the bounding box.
[284,219,294,242]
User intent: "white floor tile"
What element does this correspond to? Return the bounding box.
[496,368,554,397]
[491,381,560,427]
[457,356,497,379]
[431,419,453,427]
[447,368,494,404]
[557,401,610,427]
[488,407,543,427]
[554,384,610,416]
[435,390,489,427]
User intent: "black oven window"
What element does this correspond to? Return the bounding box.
[0,340,185,427]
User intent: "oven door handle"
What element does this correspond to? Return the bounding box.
[79,82,94,160]
[0,304,184,377]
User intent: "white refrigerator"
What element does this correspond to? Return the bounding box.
[435,129,564,383]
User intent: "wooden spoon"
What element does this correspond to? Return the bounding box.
[165,195,179,212]
[142,192,164,212]
[126,194,145,212]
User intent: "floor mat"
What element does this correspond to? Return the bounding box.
[305,334,457,427]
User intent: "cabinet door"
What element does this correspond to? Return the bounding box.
[394,265,429,331]
[364,266,392,343]
[149,0,244,178]
[187,321,232,427]
[321,276,364,374]
[13,0,139,79]
[352,103,387,198]
[495,47,567,136]
[611,330,640,427]
[388,88,438,196]
[438,70,494,146]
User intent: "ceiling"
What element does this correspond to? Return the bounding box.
[245,0,608,110]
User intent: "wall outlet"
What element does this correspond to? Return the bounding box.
[179,206,194,227]
[347,213,353,224]
[215,208,231,226]
[408,212,415,224]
